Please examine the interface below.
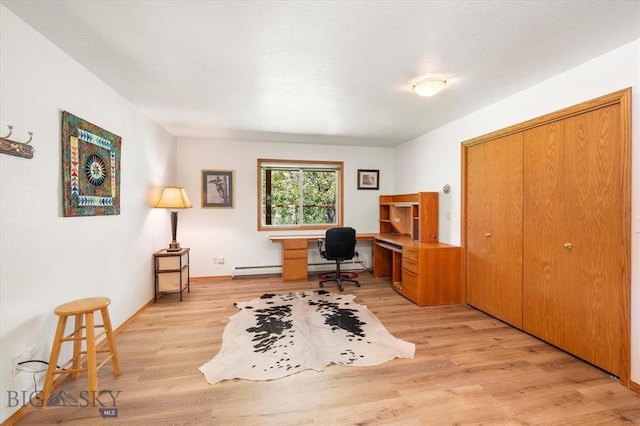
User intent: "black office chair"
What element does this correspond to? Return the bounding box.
[317,227,360,292]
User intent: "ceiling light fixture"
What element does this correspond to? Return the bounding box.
[412,78,447,97]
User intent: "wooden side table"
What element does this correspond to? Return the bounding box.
[153,248,190,301]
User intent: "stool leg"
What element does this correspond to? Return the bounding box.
[40,316,67,407]
[71,313,83,380]
[101,307,121,376]
[85,311,98,405]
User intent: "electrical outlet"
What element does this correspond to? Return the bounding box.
[11,344,38,376]
[216,257,225,264]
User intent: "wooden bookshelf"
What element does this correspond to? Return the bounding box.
[378,192,438,242]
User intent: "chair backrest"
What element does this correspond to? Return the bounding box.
[324,227,356,259]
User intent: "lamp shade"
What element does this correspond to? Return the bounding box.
[156,186,192,209]
[412,78,446,97]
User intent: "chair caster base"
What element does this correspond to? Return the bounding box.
[318,277,359,293]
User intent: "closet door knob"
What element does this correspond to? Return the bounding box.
[563,242,573,249]
[484,233,491,238]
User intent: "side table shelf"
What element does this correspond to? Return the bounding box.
[153,248,190,301]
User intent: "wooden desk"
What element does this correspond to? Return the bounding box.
[374,234,461,306]
[270,234,376,281]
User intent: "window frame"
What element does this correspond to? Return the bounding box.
[257,158,344,231]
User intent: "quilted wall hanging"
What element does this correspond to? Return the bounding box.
[61,111,121,216]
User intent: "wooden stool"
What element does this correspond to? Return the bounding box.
[40,297,121,406]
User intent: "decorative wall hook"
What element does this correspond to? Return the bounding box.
[0,125,35,159]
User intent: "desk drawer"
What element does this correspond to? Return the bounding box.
[401,269,419,300]
[402,250,419,274]
[403,247,418,262]
[283,239,308,250]
[284,249,307,259]
[282,258,307,281]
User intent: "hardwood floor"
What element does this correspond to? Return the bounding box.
[12,273,640,425]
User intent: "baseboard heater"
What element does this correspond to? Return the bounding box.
[232,262,365,278]
[232,265,282,278]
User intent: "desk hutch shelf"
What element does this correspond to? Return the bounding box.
[379,192,438,242]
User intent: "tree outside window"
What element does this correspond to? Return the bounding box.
[258,159,343,231]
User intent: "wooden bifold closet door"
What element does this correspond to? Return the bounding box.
[465,133,523,328]
[462,88,631,384]
[523,103,627,377]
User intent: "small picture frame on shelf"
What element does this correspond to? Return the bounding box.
[357,169,379,190]
[201,170,234,208]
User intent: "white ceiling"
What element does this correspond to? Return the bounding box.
[2,0,639,147]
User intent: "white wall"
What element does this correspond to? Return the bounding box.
[394,39,640,384]
[176,138,394,277]
[0,7,176,422]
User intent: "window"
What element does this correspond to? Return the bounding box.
[258,159,343,231]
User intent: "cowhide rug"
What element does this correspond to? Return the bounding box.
[199,290,415,385]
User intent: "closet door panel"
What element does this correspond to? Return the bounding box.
[561,104,625,376]
[523,121,566,347]
[466,134,523,327]
[490,133,523,327]
[465,142,494,312]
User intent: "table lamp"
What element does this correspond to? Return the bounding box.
[156,186,192,251]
